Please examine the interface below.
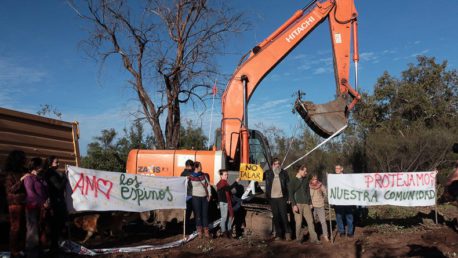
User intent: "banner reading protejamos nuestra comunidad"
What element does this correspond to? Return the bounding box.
[327,171,437,206]
[66,166,187,212]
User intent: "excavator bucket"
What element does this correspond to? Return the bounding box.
[294,96,348,138]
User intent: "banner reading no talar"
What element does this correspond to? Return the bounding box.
[327,171,437,206]
[66,166,187,212]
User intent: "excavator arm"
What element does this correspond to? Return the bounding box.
[221,0,361,163]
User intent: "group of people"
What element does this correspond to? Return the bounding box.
[181,159,241,239]
[181,157,355,243]
[265,159,354,243]
[4,150,67,258]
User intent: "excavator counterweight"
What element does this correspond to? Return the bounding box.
[294,96,347,138]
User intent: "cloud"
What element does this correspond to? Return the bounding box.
[296,55,334,74]
[382,49,396,54]
[359,52,378,62]
[298,64,311,71]
[249,98,291,113]
[410,49,430,57]
[291,53,308,60]
[0,57,47,106]
[0,58,47,85]
[69,103,141,154]
[319,57,333,65]
[313,67,331,75]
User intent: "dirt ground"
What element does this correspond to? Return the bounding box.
[57,205,458,258]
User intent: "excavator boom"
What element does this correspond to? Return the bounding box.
[222,0,361,163]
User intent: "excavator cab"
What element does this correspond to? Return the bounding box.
[248,129,273,171]
[294,93,348,138]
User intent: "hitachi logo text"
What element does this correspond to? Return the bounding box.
[285,16,316,43]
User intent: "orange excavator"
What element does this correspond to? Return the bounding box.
[126,0,361,185]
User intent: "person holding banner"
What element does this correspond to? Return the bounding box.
[288,165,319,244]
[216,169,240,238]
[43,156,67,254]
[445,161,458,203]
[180,159,194,233]
[264,158,292,241]
[309,174,329,242]
[334,164,354,238]
[24,157,49,258]
[189,161,212,238]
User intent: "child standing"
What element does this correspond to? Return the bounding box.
[309,174,329,242]
[216,169,239,238]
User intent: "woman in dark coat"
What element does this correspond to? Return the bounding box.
[43,156,67,252]
[4,150,28,258]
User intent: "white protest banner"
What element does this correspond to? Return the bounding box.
[66,166,187,212]
[327,171,437,206]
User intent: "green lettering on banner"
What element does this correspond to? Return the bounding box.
[330,187,377,203]
[383,190,436,202]
[119,175,175,206]
[121,186,131,199]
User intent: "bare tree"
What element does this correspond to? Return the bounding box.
[69,0,247,149]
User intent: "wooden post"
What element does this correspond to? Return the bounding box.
[434,172,438,224]
[329,201,333,244]
[327,172,333,244]
[183,209,187,239]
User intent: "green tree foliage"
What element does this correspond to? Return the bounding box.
[352,56,458,172]
[81,120,154,172]
[37,104,62,119]
[81,119,208,171]
[255,122,337,180]
[178,120,208,150]
[354,56,458,133]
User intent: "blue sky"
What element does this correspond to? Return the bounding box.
[1,0,458,155]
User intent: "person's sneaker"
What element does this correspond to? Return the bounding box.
[285,233,292,241]
[339,232,346,237]
[322,236,330,242]
[274,236,282,241]
[310,240,322,245]
[347,234,354,238]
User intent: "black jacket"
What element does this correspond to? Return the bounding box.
[44,168,67,208]
[180,169,193,196]
[264,169,289,199]
[216,181,238,203]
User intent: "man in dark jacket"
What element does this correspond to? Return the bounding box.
[288,165,319,244]
[180,159,194,233]
[264,158,291,241]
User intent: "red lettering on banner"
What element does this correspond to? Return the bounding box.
[364,175,374,188]
[364,172,436,189]
[416,174,423,185]
[375,173,382,188]
[382,175,389,188]
[396,173,403,187]
[72,173,113,200]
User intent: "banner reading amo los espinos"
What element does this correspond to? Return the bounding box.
[327,171,437,207]
[66,166,187,212]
